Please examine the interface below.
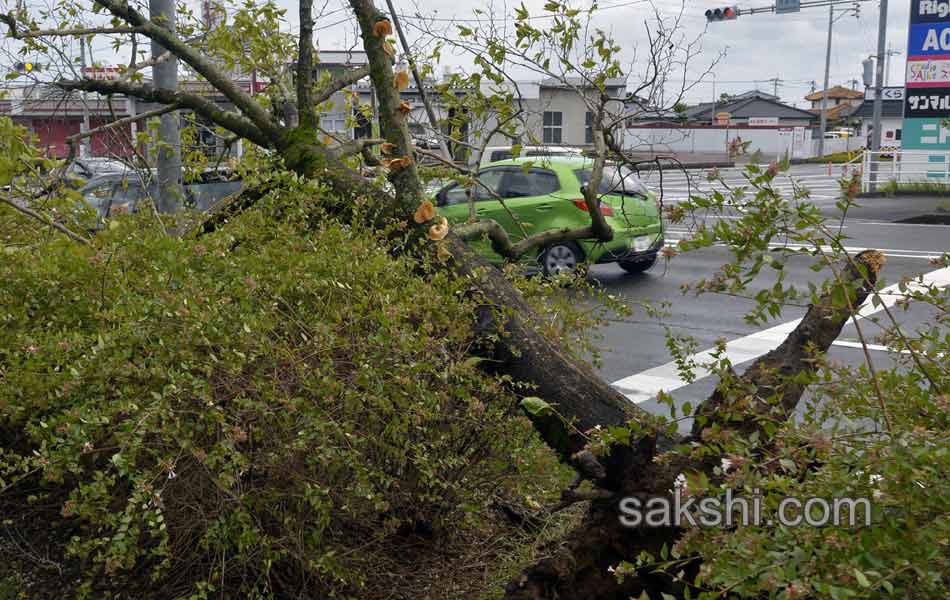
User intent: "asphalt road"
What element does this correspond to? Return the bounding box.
[582,186,949,431]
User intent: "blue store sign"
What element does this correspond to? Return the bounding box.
[913,1,950,24]
[909,22,950,55]
[905,1,950,152]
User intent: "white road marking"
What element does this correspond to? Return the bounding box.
[610,267,950,404]
[661,231,943,260]
[830,340,909,354]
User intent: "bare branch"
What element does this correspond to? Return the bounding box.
[332,137,384,159]
[65,103,179,146]
[312,64,370,104]
[1,196,91,245]
[0,17,138,38]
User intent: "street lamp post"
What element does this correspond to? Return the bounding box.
[818,2,860,158]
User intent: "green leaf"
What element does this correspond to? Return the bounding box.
[854,569,871,588]
[520,396,551,417]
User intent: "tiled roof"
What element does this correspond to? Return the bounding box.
[851,99,905,119]
[807,103,859,120]
[804,85,864,101]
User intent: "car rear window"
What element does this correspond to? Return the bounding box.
[574,166,648,197]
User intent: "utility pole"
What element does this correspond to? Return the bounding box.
[78,38,91,158]
[868,0,888,192]
[818,4,834,158]
[149,0,182,213]
[818,2,860,157]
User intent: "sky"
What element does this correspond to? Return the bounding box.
[299,0,912,107]
[8,0,912,108]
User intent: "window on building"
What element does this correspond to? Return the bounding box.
[895,128,902,141]
[543,111,562,144]
[585,112,593,144]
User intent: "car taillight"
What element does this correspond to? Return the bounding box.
[572,199,614,216]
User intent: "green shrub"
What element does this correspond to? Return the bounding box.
[0,185,570,598]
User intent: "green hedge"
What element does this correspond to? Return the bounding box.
[0,187,567,598]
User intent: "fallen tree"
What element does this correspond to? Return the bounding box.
[2,1,947,598]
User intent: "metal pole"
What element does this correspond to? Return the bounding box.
[79,38,91,158]
[884,43,891,86]
[383,0,453,162]
[149,0,182,213]
[869,0,888,192]
[818,3,833,158]
[127,96,137,152]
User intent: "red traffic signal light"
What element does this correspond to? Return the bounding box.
[705,5,739,22]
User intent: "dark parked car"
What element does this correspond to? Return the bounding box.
[64,158,133,188]
[80,171,243,222]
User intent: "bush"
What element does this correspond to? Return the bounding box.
[0,186,568,598]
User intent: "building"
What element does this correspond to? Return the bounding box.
[680,91,817,127]
[804,85,864,127]
[0,79,261,159]
[852,89,905,149]
[804,85,864,110]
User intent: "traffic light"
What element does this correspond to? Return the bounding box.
[705,6,739,22]
[14,61,34,73]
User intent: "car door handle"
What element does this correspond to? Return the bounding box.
[535,203,553,211]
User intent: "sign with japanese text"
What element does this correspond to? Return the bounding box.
[904,1,950,151]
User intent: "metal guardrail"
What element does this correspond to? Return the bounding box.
[861,150,950,193]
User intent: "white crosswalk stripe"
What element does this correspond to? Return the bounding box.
[663,229,941,260]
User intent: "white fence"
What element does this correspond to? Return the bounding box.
[862,150,950,192]
[813,137,858,156]
[624,126,862,160]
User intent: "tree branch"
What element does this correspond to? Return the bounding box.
[331,137,384,159]
[691,250,886,439]
[65,103,179,146]
[0,18,138,38]
[312,64,371,104]
[56,78,271,148]
[92,0,282,144]
[1,197,91,245]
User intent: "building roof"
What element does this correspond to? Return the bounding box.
[684,93,817,122]
[808,103,859,121]
[732,89,779,101]
[804,85,864,101]
[538,76,626,91]
[851,99,904,119]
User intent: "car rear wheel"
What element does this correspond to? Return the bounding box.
[540,242,584,276]
[618,253,657,274]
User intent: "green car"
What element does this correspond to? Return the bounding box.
[434,156,665,275]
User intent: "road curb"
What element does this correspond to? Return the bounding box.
[894,214,950,225]
[858,191,950,198]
